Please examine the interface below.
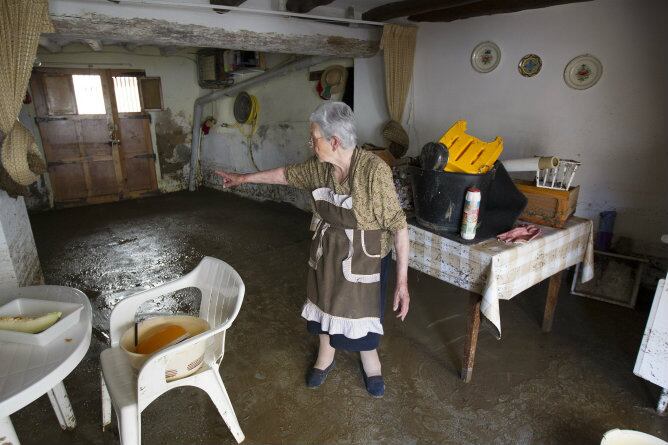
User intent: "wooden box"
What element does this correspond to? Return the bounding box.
[513,180,580,228]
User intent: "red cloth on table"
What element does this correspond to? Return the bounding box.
[497,224,542,244]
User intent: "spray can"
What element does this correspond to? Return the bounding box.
[460,187,481,240]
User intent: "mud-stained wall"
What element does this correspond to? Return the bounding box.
[24,44,201,208]
[152,108,193,192]
[200,57,353,209]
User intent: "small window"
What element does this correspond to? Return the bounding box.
[139,77,163,110]
[72,74,106,114]
[112,76,142,113]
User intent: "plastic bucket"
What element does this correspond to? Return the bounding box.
[601,429,668,445]
[121,315,210,381]
[407,165,497,233]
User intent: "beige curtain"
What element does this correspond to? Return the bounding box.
[379,24,417,157]
[0,0,52,189]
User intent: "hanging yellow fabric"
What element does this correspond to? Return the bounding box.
[0,0,52,187]
[379,24,417,158]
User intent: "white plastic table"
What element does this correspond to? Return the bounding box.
[0,285,92,444]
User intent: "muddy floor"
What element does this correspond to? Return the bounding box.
[11,189,668,444]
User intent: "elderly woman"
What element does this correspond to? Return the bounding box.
[216,102,409,398]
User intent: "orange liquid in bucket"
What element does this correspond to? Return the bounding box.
[136,324,187,354]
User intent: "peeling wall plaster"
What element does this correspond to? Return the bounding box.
[0,191,44,291]
[153,108,192,191]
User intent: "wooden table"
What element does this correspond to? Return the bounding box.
[400,217,594,382]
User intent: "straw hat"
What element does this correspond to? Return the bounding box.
[319,65,348,100]
[0,121,45,187]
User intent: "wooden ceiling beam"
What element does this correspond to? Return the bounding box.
[408,0,593,22]
[362,0,479,22]
[285,0,335,14]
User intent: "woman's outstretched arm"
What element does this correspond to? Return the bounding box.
[215,167,288,188]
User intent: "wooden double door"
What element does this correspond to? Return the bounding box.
[30,68,158,207]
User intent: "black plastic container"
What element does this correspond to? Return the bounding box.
[407,162,527,240]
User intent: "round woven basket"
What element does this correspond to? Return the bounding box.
[382,120,409,159]
[0,121,46,186]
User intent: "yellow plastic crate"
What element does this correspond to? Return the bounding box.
[438,120,503,174]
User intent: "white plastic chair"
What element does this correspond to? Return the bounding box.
[100,256,246,444]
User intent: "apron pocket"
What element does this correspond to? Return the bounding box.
[343,229,381,282]
[361,230,382,258]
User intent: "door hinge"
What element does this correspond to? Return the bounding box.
[133,153,157,160]
[124,114,151,121]
[35,116,67,123]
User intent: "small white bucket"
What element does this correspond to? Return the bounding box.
[121,315,210,381]
[601,429,668,445]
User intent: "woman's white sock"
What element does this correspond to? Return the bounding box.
[360,349,382,377]
[314,334,336,370]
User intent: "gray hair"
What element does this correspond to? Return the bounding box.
[309,102,357,149]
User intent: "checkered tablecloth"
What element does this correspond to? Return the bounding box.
[401,217,594,337]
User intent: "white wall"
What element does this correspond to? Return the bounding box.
[200,57,361,208]
[354,54,390,147]
[412,0,668,243]
[0,192,43,291]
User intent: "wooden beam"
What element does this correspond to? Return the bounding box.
[51,14,379,57]
[38,36,62,53]
[362,0,478,21]
[409,0,593,22]
[210,0,247,14]
[285,0,335,14]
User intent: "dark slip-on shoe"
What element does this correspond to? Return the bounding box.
[306,360,336,388]
[360,365,385,398]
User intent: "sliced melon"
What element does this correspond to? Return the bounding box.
[0,311,62,334]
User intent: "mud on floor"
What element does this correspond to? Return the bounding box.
[12,189,668,444]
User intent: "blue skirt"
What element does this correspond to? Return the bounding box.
[307,254,391,351]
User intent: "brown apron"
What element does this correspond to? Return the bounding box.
[301,149,385,339]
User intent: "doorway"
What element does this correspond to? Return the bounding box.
[30,68,159,207]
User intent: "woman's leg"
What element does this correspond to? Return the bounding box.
[314,334,336,369]
[360,349,382,377]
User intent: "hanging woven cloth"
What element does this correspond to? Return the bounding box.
[379,24,417,159]
[0,0,52,187]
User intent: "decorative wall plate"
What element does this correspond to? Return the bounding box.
[564,54,603,90]
[518,54,542,77]
[471,41,501,73]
